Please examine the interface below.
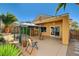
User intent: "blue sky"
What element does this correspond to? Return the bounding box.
[0,3,79,23]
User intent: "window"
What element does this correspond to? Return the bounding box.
[41,27,46,32]
[51,26,60,36]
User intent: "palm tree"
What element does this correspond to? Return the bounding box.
[56,3,79,14]
[1,13,17,33]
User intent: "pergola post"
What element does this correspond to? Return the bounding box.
[13,26,16,40]
[19,25,22,44]
[29,27,31,37]
[39,26,42,40]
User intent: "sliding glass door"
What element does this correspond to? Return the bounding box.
[51,26,60,37]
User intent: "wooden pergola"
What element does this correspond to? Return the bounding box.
[13,22,42,44]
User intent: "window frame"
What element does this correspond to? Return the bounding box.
[41,27,46,32]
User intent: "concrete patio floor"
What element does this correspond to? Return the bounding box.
[30,36,68,56]
[4,34,79,56]
[6,34,68,56]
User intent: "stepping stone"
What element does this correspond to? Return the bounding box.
[74,51,79,55]
[74,52,79,56]
[74,46,79,49]
[74,46,79,48]
[74,42,79,44]
[74,45,79,47]
[75,46,79,47]
[74,48,79,51]
[74,43,79,45]
[74,49,79,52]
[75,45,79,46]
[74,47,79,50]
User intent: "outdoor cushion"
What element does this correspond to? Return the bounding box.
[3,34,14,42]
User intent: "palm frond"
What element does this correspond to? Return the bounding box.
[55,3,67,15]
[63,3,67,10]
[1,12,17,26]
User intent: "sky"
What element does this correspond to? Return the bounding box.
[0,3,79,24]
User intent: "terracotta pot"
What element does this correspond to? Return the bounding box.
[4,26,10,33]
[22,39,27,47]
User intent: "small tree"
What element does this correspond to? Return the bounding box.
[71,21,79,30]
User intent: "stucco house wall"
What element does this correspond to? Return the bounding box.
[40,21,62,38]
[33,14,70,45]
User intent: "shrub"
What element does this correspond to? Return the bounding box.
[0,44,21,56]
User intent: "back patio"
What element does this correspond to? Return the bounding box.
[13,36,67,56]
[0,13,70,56]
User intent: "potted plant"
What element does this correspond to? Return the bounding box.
[22,39,27,47]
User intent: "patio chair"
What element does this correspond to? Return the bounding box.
[29,41,38,55]
[32,41,38,50]
[24,38,38,55]
[28,38,38,49]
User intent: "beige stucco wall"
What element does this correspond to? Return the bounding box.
[40,21,62,38]
[62,15,70,45]
[33,14,70,45]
